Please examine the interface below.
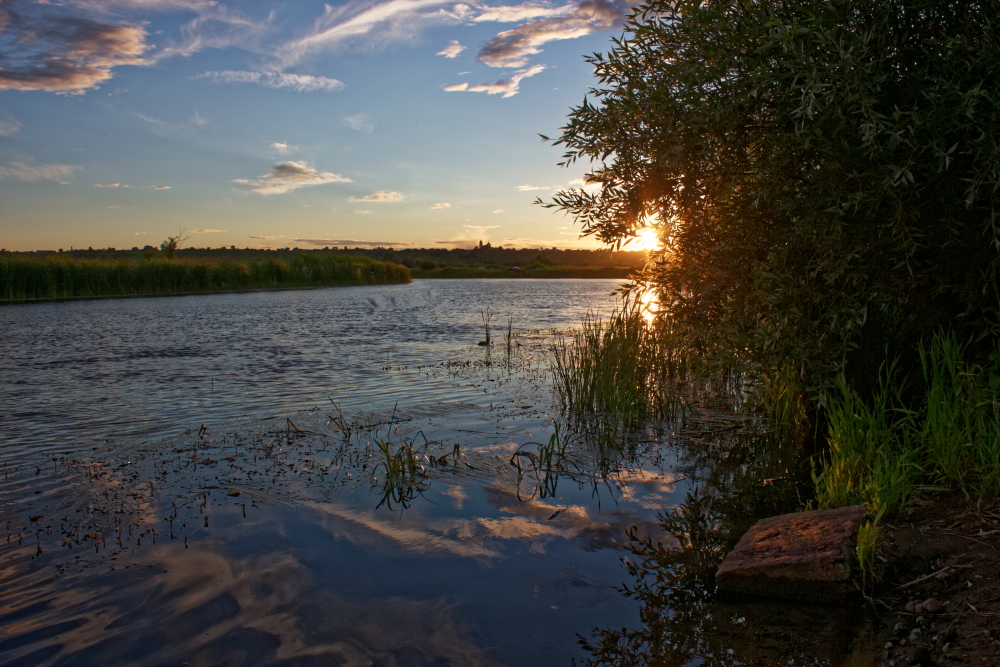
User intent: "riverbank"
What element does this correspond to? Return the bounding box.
[0,253,410,303]
[873,493,1000,666]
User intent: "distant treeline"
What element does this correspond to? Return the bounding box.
[8,244,646,271]
[1,253,410,303]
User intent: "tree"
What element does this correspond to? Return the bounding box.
[543,0,1000,398]
[160,228,190,260]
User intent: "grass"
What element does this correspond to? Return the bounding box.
[811,333,1000,582]
[550,301,688,431]
[0,252,410,302]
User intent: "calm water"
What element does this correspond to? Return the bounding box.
[0,279,684,666]
[0,280,869,666]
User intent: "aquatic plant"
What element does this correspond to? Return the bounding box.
[0,252,410,302]
[550,301,687,431]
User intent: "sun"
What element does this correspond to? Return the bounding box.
[632,227,662,251]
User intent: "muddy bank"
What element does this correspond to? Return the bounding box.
[873,494,1000,666]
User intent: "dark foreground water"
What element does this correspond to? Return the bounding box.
[0,280,870,666]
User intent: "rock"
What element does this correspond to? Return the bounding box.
[919,597,942,614]
[715,505,867,604]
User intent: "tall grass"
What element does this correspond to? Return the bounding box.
[811,334,1000,581]
[550,302,688,430]
[814,334,1000,519]
[0,253,410,301]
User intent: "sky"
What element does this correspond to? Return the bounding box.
[0,0,632,252]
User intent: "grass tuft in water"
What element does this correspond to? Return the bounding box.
[550,301,688,432]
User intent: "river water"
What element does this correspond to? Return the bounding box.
[0,280,868,666]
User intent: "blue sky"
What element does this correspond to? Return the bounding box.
[0,0,629,251]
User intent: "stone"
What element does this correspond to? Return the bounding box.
[716,505,867,604]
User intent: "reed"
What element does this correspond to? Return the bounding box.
[550,301,688,430]
[0,253,410,302]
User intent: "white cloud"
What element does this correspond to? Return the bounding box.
[493,208,505,213]
[134,111,208,135]
[0,162,78,183]
[354,209,372,214]
[446,64,545,98]
[351,191,403,202]
[151,4,274,61]
[473,3,575,23]
[196,70,345,92]
[436,40,465,58]
[271,0,473,70]
[342,112,375,133]
[94,183,121,187]
[193,228,226,233]
[430,202,451,209]
[152,185,171,189]
[516,183,543,190]
[234,161,352,195]
[478,0,629,68]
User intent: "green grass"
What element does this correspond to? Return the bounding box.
[810,333,1000,582]
[550,302,688,431]
[0,253,410,302]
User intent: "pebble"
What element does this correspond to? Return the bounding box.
[921,597,942,613]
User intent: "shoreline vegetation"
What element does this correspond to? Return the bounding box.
[1,245,644,303]
[0,252,410,303]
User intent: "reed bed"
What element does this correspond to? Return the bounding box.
[550,303,689,431]
[0,253,410,301]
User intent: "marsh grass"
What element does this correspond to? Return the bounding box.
[1,253,410,301]
[550,301,688,432]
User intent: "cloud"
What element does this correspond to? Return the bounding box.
[0,162,78,183]
[271,142,292,155]
[446,64,545,98]
[516,183,546,190]
[351,190,403,202]
[0,9,152,93]
[293,238,415,248]
[94,183,121,187]
[234,161,352,195]
[464,224,501,230]
[134,111,208,135]
[193,229,226,233]
[148,3,274,62]
[195,70,344,92]
[354,209,372,214]
[430,202,451,209]
[247,235,285,239]
[478,0,629,68]
[568,174,602,190]
[0,114,21,137]
[342,112,375,133]
[493,208,505,213]
[271,0,473,70]
[436,40,465,58]
[473,2,575,23]
[152,185,171,189]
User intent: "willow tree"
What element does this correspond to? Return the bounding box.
[543,0,1000,396]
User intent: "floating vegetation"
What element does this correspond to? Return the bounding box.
[0,252,410,302]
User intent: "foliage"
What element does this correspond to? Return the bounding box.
[159,228,190,260]
[543,0,1000,398]
[0,253,410,301]
[811,334,1000,584]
